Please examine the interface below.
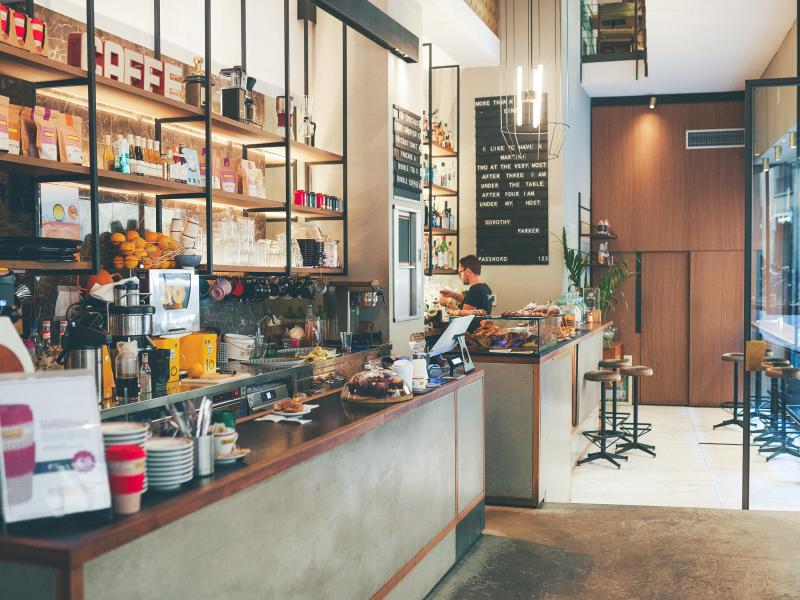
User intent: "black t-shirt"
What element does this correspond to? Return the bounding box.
[461,283,494,314]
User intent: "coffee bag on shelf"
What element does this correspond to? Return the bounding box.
[24,15,46,55]
[0,95,10,152]
[8,10,26,48]
[31,106,59,161]
[57,113,83,164]
[8,103,21,155]
[0,5,11,44]
[19,106,37,157]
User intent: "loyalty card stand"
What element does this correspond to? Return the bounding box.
[0,371,110,526]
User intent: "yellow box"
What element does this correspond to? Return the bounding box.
[179,332,217,375]
[152,337,181,382]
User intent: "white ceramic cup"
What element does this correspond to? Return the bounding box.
[214,430,238,455]
[394,359,413,390]
[170,218,184,239]
[182,219,200,239]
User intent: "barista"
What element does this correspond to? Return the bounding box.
[440,255,494,330]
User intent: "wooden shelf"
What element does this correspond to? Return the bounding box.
[429,269,459,275]
[0,43,85,83]
[292,267,344,275]
[291,205,345,219]
[98,170,205,195]
[423,141,457,158]
[424,183,458,197]
[213,190,285,211]
[425,227,458,236]
[580,232,618,240]
[0,259,91,272]
[0,152,88,179]
[202,264,285,274]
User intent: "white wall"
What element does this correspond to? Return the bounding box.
[450,0,590,313]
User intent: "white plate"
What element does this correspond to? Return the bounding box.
[145,438,194,452]
[102,422,150,435]
[148,470,194,481]
[214,447,250,465]
[147,462,194,473]
[273,407,313,418]
[146,454,193,463]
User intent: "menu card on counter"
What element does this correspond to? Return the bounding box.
[0,371,110,524]
[474,96,549,265]
[393,105,422,201]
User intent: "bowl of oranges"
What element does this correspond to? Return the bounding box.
[109,230,180,270]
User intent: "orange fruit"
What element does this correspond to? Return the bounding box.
[144,243,159,255]
[158,233,171,243]
[119,241,134,253]
[189,363,205,378]
[125,230,140,241]
[123,256,139,269]
[134,250,148,258]
[111,256,124,269]
[144,231,159,243]
[133,237,147,249]
[141,257,153,268]
[110,232,126,245]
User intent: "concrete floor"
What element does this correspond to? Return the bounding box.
[428,504,800,600]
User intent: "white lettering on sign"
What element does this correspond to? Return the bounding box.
[517,228,541,235]
[484,219,511,226]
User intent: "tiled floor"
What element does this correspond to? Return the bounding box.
[572,405,800,510]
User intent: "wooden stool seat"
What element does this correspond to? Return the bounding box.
[722,352,744,363]
[766,367,800,379]
[599,358,627,369]
[619,365,653,378]
[762,359,791,370]
[585,370,621,383]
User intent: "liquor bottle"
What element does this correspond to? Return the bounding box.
[440,162,447,187]
[422,158,428,185]
[144,139,154,177]
[166,147,175,181]
[103,134,115,170]
[57,320,67,354]
[38,320,55,370]
[115,134,130,174]
[447,241,456,271]
[443,202,450,230]
[125,134,136,175]
[139,352,152,400]
[159,142,169,179]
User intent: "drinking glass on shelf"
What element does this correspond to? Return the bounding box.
[340,332,353,354]
[256,239,269,266]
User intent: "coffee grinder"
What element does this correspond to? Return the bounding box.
[220,66,248,123]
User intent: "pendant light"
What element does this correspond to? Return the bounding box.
[499,0,569,159]
[790,131,797,149]
[763,157,770,172]
[774,145,782,162]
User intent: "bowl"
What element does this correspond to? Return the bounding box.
[176,254,202,268]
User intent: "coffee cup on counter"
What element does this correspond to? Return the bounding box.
[213,427,238,455]
[106,445,146,514]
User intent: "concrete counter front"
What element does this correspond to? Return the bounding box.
[0,372,485,600]
[475,323,612,507]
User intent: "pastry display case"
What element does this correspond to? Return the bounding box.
[466,316,560,355]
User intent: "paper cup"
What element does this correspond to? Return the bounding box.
[106,445,146,514]
[0,404,35,506]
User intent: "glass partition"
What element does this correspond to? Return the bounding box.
[745,78,800,510]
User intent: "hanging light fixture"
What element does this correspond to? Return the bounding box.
[774,145,782,162]
[763,157,770,172]
[500,0,569,159]
[649,96,656,109]
[790,131,797,149]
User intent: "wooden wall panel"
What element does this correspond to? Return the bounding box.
[639,252,690,406]
[591,101,744,253]
[689,251,744,407]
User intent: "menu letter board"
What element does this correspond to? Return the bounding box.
[393,105,422,201]
[474,96,549,265]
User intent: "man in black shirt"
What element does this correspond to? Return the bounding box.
[440,255,494,330]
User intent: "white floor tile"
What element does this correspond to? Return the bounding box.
[571,405,800,512]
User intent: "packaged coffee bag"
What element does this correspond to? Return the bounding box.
[58,113,83,164]
[19,106,37,157]
[8,103,21,155]
[32,106,59,161]
[24,16,46,55]
[0,95,10,152]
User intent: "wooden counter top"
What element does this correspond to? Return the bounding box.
[0,371,484,569]
[472,321,613,364]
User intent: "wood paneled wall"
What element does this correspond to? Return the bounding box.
[592,101,744,253]
[591,100,745,407]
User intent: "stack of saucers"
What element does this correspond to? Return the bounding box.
[144,438,194,492]
[102,422,151,492]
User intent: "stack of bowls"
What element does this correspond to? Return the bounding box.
[144,438,194,491]
[102,422,150,492]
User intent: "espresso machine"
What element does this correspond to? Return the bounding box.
[328,281,385,351]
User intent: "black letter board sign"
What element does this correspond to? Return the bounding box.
[393,105,422,201]
[475,96,549,265]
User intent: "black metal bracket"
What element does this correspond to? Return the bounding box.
[33,77,89,90]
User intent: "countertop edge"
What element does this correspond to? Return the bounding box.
[0,370,485,568]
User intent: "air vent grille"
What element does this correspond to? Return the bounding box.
[686,128,744,149]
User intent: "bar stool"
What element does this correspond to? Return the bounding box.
[578,370,628,469]
[713,352,744,429]
[751,349,775,423]
[754,358,792,443]
[598,358,629,439]
[616,365,655,457]
[762,366,800,461]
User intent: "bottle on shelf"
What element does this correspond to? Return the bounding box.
[102,134,115,171]
[37,320,55,370]
[139,352,152,400]
[114,134,130,174]
[56,320,67,354]
[447,241,456,271]
[125,134,135,175]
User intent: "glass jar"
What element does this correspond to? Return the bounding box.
[342,362,413,404]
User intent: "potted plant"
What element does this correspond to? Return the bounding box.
[555,227,590,291]
[595,261,635,320]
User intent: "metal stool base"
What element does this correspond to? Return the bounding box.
[616,440,656,457]
[577,450,629,469]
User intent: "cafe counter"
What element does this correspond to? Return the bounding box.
[0,372,485,600]
[473,322,612,507]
